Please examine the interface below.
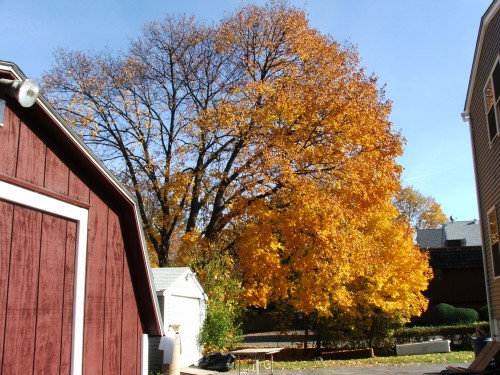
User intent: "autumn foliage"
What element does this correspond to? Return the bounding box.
[43,1,431,322]
[238,195,431,320]
[394,185,448,230]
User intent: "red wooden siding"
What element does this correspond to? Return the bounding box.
[61,220,77,373]
[103,211,124,374]
[34,214,75,374]
[68,170,90,203]
[122,247,141,375]
[0,68,157,373]
[137,316,143,374]
[83,193,108,374]
[3,205,42,373]
[16,119,46,186]
[0,200,14,371]
[44,148,70,195]
[0,107,20,176]
[83,196,144,374]
[0,203,75,374]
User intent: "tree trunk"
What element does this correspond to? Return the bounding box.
[303,315,309,351]
[315,329,321,357]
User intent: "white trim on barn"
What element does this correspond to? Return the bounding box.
[0,180,88,375]
[141,334,149,375]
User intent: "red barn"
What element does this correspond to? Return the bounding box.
[0,61,163,374]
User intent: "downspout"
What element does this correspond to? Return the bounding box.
[462,111,495,340]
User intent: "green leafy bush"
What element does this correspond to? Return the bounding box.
[200,298,243,352]
[428,303,478,325]
[195,251,244,352]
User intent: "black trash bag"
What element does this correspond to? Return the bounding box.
[198,352,235,372]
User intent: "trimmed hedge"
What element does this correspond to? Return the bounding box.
[427,303,479,326]
[390,322,490,351]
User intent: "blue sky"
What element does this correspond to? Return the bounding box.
[0,0,491,221]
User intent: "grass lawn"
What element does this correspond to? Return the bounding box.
[270,351,474,370]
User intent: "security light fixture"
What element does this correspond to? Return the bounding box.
[0,78,40,127]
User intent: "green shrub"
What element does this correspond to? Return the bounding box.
[200,300,243,352]
[454,308,479,324]
[428,303,478,326]
[478,305,489,322]
[195,251,244,352]
[390,322,490,352]
[428,303,455,325]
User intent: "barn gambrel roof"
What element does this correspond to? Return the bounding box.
[0,60,164,336]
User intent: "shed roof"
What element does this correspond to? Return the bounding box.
[152,268,192,291]
[151,267,207,299]
[0,60,163,336]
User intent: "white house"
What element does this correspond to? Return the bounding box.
[149,268,208,372]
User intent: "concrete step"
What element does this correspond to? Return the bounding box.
[180,367,219,375]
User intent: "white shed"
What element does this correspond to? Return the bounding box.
[149,268,207,372]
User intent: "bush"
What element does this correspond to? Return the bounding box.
[454,308,479,324]
[201,301,243,352]
[390,322,490,352]
[193,250,244,352]
[428,303,478,326]
[428,303,454,325]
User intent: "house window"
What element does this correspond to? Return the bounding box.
[489,208,500,277]
[484,59,500,143]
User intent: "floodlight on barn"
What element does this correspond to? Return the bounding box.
[0,78,40,127]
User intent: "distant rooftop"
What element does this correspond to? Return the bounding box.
[417,220,481,248]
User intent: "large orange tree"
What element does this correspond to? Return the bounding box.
[43,1,431,322]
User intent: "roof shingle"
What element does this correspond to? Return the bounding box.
[417,220,481,248]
